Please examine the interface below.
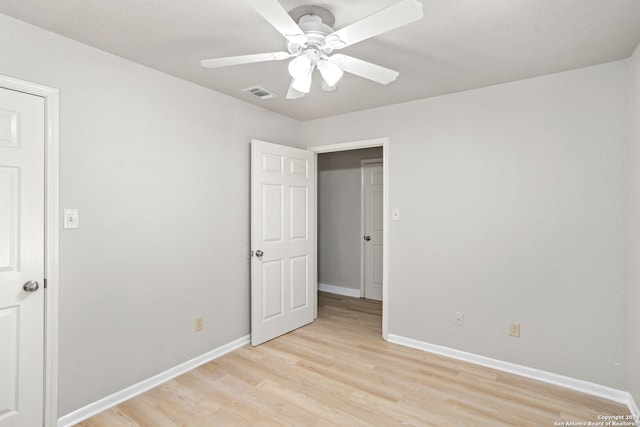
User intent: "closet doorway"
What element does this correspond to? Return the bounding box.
[310,138,388,337]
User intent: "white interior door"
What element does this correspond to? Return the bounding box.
[251,140,316,346]
[362,161,383,301]
[0,87,45,427]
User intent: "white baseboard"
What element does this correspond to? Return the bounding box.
[318,283,361,298]
[629,394,640,420]
[388,334,637,414]
[57,334,250,427]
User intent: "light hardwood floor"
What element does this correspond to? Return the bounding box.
[77,292,630,426]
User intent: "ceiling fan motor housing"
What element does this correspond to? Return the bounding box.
[286,14,334,56]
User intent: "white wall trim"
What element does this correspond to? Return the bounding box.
[308,137,389,339]
[318,283,361,298]
[57,335,250,427]
[629,395,640,420]
[0,74,60,427]
[388,334,637,412]
[308,138,386,153]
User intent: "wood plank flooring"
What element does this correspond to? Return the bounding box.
[77,292,630,426]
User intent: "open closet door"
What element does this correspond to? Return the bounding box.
[250,140,316,346]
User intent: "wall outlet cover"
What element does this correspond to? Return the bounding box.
[63,209,79,229]
[509,321,521,337]
[194,317,204,332]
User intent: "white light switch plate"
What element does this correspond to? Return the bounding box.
[64,209,79,229]
[392,208,401,221]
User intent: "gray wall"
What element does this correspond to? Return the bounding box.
[628,44,640,405]
[0,15,300,416]
[1,11,637,417]
[318,148,383,291]
[300,61,629,389]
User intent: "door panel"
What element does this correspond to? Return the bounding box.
[0,167,18,271]
[0,109,19,148]
[373,245,384,287]
[290,186,308,239]
[0,306,18,412]
[290,157,308,177]
[290,255,308,310]
[262,260,283,320]
[262,184,283,242]
[0,87,45,427]
[251,141,315,346]
[263,153,283,174]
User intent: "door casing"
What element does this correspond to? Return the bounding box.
[0,74,60,427]
[308,138,389,339]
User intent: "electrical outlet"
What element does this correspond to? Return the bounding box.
[454,312,464,326]
[509,321,520,337]
[194,317,203,332]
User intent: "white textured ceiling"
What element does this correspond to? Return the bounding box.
[1,0,639,121]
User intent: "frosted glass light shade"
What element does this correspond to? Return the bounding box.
[291,73,313,93]
[288,55,312,79]
[318,59,344,87]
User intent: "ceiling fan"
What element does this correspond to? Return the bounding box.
[201,0,423,99]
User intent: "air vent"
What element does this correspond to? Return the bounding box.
[242,86,279,100]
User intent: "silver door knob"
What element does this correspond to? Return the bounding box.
[364,236,371,241]
[23,280,39,292]
[255,250,264,257]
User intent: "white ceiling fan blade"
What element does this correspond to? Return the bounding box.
[332,54,399,85]
[286,79,305,99]
[201,52,291,69]
[325,0,423,50]
[245,0,308,45]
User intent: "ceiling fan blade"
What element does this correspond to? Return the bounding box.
[286,79,305,99]
[201,52,291,69]
[332,54,399,85]
[245,0,308,45]
[325,0,423,50]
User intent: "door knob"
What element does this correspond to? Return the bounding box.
[255,250,264,257]
[364,236,371,241]
[23,280,39,292]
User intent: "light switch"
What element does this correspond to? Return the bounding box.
[392,208,401,221]
[63,209,79,229]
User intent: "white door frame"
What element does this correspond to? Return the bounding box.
[308,138,389,339]
[360,158,383,299]
[0,74,60,426]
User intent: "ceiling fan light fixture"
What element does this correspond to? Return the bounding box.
[201,0,423,99]
[288,55,312,79]
[320,81,337,92]
[292,72,313,93]
[318,59,344,87]
[289,49,321,79]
